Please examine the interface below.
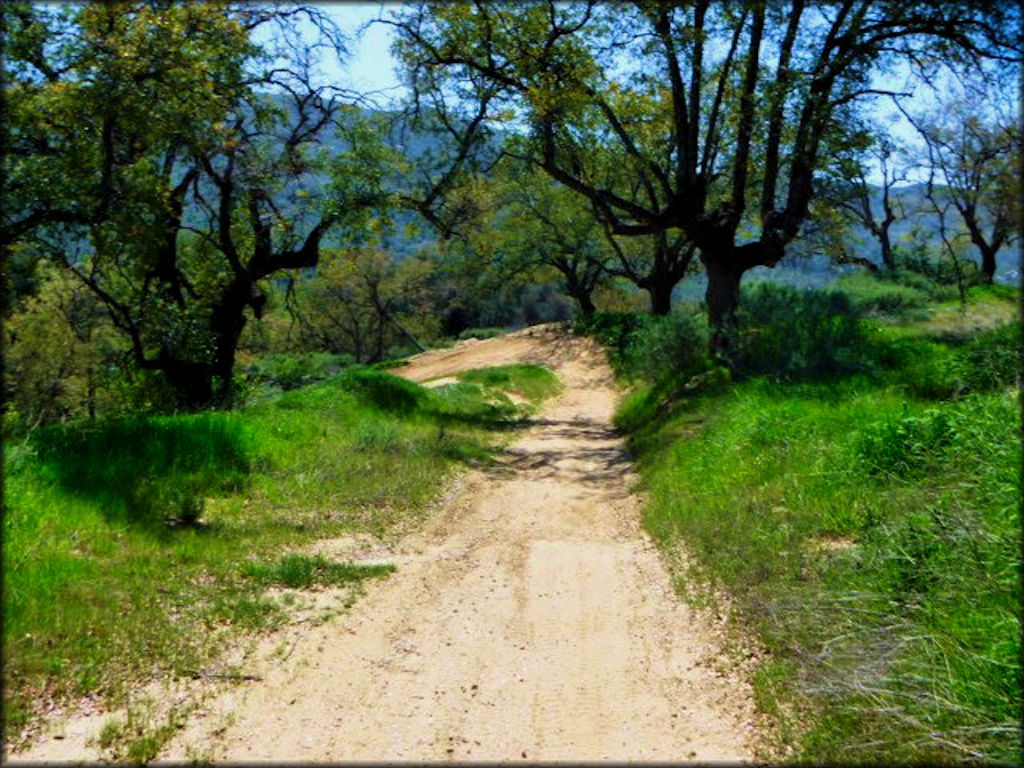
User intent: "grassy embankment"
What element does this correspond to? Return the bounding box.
[2,362,560,756]
[580,278,1020,763]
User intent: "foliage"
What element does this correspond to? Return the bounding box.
[290,248,440,364]
[390,0,1020,351]
[732,283,869,379]
[903,74,1021,282]
[3,264,121,430]
[3,3,390,406]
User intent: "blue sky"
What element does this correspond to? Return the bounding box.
[316,3,405,104]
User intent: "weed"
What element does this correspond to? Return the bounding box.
[240,554,395,589]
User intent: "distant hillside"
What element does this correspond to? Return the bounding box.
[232,99,1021,286]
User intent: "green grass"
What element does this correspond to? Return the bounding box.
[456,363,562,405]
[584,283,1021,764]
[240,554,395,589]
[2,363,559,745]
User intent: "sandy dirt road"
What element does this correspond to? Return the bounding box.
[13,324,756,762]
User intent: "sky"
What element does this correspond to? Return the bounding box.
[315,3,406,104]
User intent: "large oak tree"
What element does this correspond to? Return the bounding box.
[3,2,385,407]
[388,0,1021,357]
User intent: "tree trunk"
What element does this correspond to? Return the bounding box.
[565,276,596,316]
[208,277,255,404]
[574,292,596,316]
[704,258,743,362]
[978,245,996,284]
[159,358,215,410]
[879,229,895,272]
[647,280,672,316]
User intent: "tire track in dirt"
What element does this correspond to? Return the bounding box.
[12,323,757,762]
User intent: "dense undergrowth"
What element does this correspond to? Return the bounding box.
[2,362,559,745]
[579,280,1021,763]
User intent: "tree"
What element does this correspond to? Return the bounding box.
[4,262,118,426]
[291,246,435,363]
[815,134,914,273]
[898,80,1021,284]
[488,162,615,315]
[3,2,385,407]
[388,1,1021,358]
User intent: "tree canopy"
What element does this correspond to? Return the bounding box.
[2,2,388,406]
[388,0,1021,356]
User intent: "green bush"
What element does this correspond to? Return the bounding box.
[620,313,711,384]
[734,283,869,379]
[958,323,1021,394]
[245,352,352,390]
[834,272,931,317]
[574,311,710,383]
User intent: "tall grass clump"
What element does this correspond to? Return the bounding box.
[632,381,1020,763]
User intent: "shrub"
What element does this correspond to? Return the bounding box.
[575,311,710,383]
[855,405,959,477]
[620,313,711,384]
[733,283,869,379]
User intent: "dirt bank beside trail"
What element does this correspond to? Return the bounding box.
[14,323,757,762]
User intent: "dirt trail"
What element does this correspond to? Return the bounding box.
[15,324,757,762]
